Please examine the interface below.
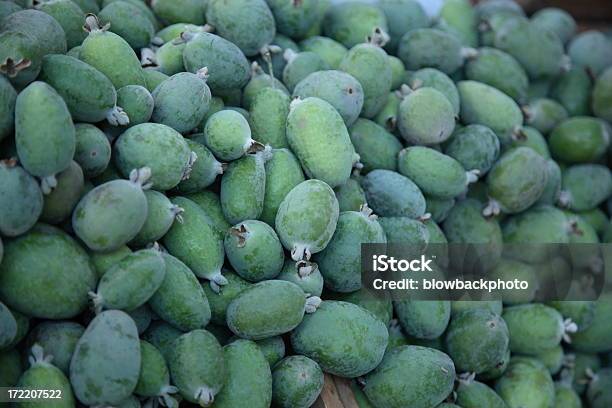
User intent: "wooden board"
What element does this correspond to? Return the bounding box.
[313,374,360,408]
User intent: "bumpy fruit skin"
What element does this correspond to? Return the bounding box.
[486,147,549,214]
[0,160,43,237]
[163,197,225,287]
[572,294,612,353]
[267,0,319,40]
[73,124,111,178]
[90,245,131,279]
[15,81,75,188]
[227,280,311,340]
[134,340,174,403]
[291,301,388,378]
[457,80,523,144]
[446,309,509,373]
[554,383,582,408]
[334,177,367,212]
[550,67,593,117]
[361,170,426,218]
[130,190,181,246]
[202,270,251,326]
[456,379,507,408]
[116,85,154,126]
[503,304,566,355]
[183,190,230,234]
[593,67,612,121]
[203,109,253,161]
[363,345,456,408]
[272,355,324,408]
[70,310,141,406]
[408,68,461,115]
[166,330,225,406]
[114,123,192,191]
[379,217,429,249]
[0,76,16,142]
[0,225,96,319]
[249,87,290,149]
[25,321,84,375]
[315,208,386,293]
[524,98,568,135]
[444,124,500,174]
[72,170,149,252]
[0,302,16,349]
[143,68,169,92]
[398,28,467,74]
[282,50,329,93]
[261,149,305,226]
[242,64,289,110]
[206,0,275,57]
[329,288,393,326]
[323,2,387,48]
[394,300,451,340]
[379,0,429,52]
[98,1,154,49]
[286,97,356,188]
[275,179,340,261]
[277,260,324,298]
[398,87,456,145]
[349,119,402,172]
[438,0,477,47]
[214,339,272,408]
[495,357,555,408]
[339,42,392,118]
[299,36,348,69]
[561,164,612,211]
[568,30,612,76]
[149,254,211,332]
[549,117,610,163]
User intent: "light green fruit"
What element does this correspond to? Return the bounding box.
[291,301,388,378]
[206,0,275,57]
[561,164,612,211]
[593,66,612,121]
[183,190,230,234]
[394,300,450,340]
[408,68,461,115]
[275,179,339,261]
[249,87,290,149]
[15,81,75,192]
[163,197,226,289]
[72,168,150,251]
[272,356,324,408]
[554,383,582,408]
[142,323,181,362]
[144,41,185,76]
[550,67,593,117]
[437,0,477,47]
[91,248,166,313]
[286,97,356,188]
[577,208,609,235]
[349,118,402,172]
[568,30,612,76]
[80,15,145,88]
[282,50,329,92]
[0,76,16,142]
[299,36,348,69]
[114,123,193,191]
[495,357,555,408]
[101,0,159,30]
[175,139,223,194]
[261,148,305,226]
[35,0,85,49]
[507,126,550,158]
[24,321,84,375]
[212,339,272,408]
[90,245,131,279]
[489,258,538,305]
[361,169,426,218]
[150,0,205,24]
[328,289,393,326]
[379,0,429,52]
[478,347,511,382]
[70,310,141,406]
[334,177,367,212]
[116,85,154,126]
[523,98,569,135]
[134,341,177,407]
[98,1,154,49]
[242,62,289,110]
[451,300,503,316]
[199,96,225,130]
[0,159,43,237]
[130,190,182,247]
[203,109,255,161]
[457,80,523,145]
[587,368,612,408]
[444,124,500,174]
[485,147,549,215]
[398,28,471,74]
[503,304,569,355]
[293,70,364,126]
[202,270,251,326]
[224,220,285,282]
[267,0,317,39]
[143,68,169,93]
[379,217,429,250]
[531,7,576,44]
[315,207,386,293]
[0,225,96,319]
[128,304,152,335]
[572,294,612,353]
[323,2,387,49]
[339,40,392,118]
[446,309,509,373]
[0,302,16,350]
[254,335,286,367]
[363,345,456,408]
[456,378,507,408]
[532,344,564,375]
[398,87,456,146]
[0,1,22,21]
[277,260,324,298]
[549,117,610,163]
[73,124,111,178]
[40,161,84,224]
[388,56,405,90]
[167,330,225,406]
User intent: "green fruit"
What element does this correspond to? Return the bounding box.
[388,55,406,90]
[150,0,206,24]
[128,304,152,335]
[0,76,16,142]
[206,0,275,57]
[299,35,348,69]
[568,30,612,76]
[478,347,511,382]
[142,321,183,360]
[25,322,84,375]
[143,41,185,76]
[203,109,255,161]
[0,1,22,21]
[293,70,364,126]
[291,301,388,378]
[0,225,96,319]
[533,344,564,375]
[379,0,429,52]
[561,164,612,211]
[315,207,386,293]
[275,179,339,261]
[267,0,317,39]
[489,258,538,305]
[116,85,154,126]
[523,98,569,135]
[550,67,593,117]
[549,117,610,163]
[286,97,356,188]
[114,123,193,191]
[437,0,477,47]
[572,294,612,353]
[130,190,182,247]
[364,345,455,408]
[408,68,461,115]
[101,0,158,30]
[35,0,85,49]
[587,368,612,408]
[72,168,150,251]
[168,329,225,406]
[495,357,555,408]
[0,159,43,237]
[451,301,504,318]
[503,304,570,355]
[175,139,223,194]
[593,66,612,121]
[98,1,154,49]
[398,28,470,74]
[73,124,111,178]
[394,300,450,340]
[379,217,429,248]
[323,2,387,48]
[40,161,84,224]
[254,335,285,366]
[507,126,550,158]
[202,270,251,326]
[398,87,456,146]
[242,62,289,110]
[446,309,509,373]
[163,197,226,289]
[272,356,324,408]
[555,383,582,408]
[70,310,141,406]
[15,81,75,193]
[531,7,576,44]
[444,124,500,174]
[0,302,16,350]
[282,50,329,92]
[134,341,177,407]
[349,118,402,172]
[334,177,367,212]
[90,245,131,279]
[328,289,393,326]
[261,148,305,226]
[456,378,507,408]
[426,196,455,223]
[143,68,169,92]
[361,169,426,218]
[577,208,609,235]
[249,87,290,148]
[80,15,145,88]
[71,0,98,13]
[277,260,324,298]
[183,190,230,234]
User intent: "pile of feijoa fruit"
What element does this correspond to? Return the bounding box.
[1,0,612,406]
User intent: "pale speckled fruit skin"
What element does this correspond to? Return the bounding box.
[445,309,510,374]
[70,310,141,406]
[328,289,393,326]
[438,0,477,47]
[24,321,84,375]
[152,72,211,134]
[550,67,592,117]
[272,355,324,408]
[0,162,43,237]
[593,67,612,121]
[203,109,252,161]
[0,225,96,319]
[363,345,456,408]
[114,123,191,191]
[275,180,340,259]
[227,280,307,340]
[134,340,169,398]
[175,139,222,194]
[249,87,290,149]
[315,210,386,293]
[0,76,16,142]
[73,124,112,178]
[99,1,155,49]
[334,177,367,213]
[394,300,451,340]
[261,149,305,227]
[361,170,426,218]
[202,270,251,326]
[379,217,429,249]
[18,357,76,408]
[265,0,317,41]
[242,70,289,110]
[398,87,456,146]
[531,7,576,45]
[555,383,582,408]
[282,51,329,93]
[291,301,388,378]
[456,379,507,408]
[221,152,268,225]
[212,339,272,408]
[571,294,612,353]
[525,98,568,135]
[349,119,402,173]
[90,246,131,279]
[253,335,285,367]
[167,329,225,405]
[444,124,500,174]
[116,85,154,126]
[72,177,148,252]
[130,190,179,247]
[40,161,84,225]
[408,68,461,115]
[205,0,275,57]
[339,43,392,118]
[142,321,183,361]
[451,300,503,317]
[323,2,387,49]
[277,260,324,298]
[568,30,612,76]
[299,36,348,70]
[183,190,230,235]
[162,197,224,283]
[15,81,75,179]
[286,97,355,188]
[495,357,555,408]
[562,164,612,211]
[398,28,465,74]
[144,68,169,93]
[0,302,16,350]
[549,117,610,163]
[380,0,429,53]
[149,254,211,332]
[503,304,565,355]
